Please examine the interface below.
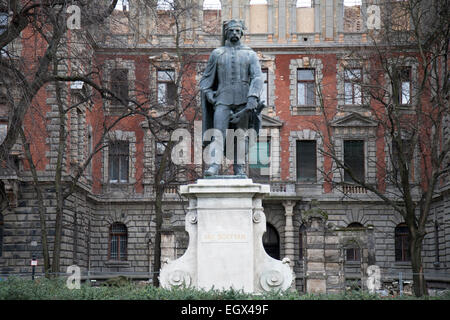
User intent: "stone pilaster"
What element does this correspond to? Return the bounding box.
[282,200,295,267]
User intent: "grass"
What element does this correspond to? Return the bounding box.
[0,277,449,300]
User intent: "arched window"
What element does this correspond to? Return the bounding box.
[109,222,128,261]
[345,222,363,261]
[395,223,410,262]
[0,213,3,257]
[299,224,306,260]
[263,223,280,260]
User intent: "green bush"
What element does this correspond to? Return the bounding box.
[0,277,448,300]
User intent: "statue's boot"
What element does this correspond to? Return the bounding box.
[204,164,220,176]
[233,164,247,176]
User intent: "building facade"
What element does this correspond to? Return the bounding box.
[0,0,449,293]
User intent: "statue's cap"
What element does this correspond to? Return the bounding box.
[223,19,246,32]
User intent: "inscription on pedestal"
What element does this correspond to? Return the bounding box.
[201,232,249,243]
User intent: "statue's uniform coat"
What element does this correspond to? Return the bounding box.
[199,45,264,141]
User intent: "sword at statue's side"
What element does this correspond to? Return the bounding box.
[229,100,266,124]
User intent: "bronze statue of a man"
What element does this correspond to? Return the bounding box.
[199,20,264,177]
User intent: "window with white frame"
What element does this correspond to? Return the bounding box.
[297,69,315,106]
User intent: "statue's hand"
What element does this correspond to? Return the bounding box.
[206,91,216,104]
[246,96,258,111]
[229,111,241,124]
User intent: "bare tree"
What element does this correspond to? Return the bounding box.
[317,0,449,296]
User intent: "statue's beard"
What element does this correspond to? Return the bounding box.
[229,35,240,43]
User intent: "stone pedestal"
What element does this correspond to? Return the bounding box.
[159,178,293,293]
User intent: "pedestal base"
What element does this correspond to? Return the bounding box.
[159,179,293,293]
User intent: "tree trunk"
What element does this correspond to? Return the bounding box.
[410,235,428,297]
[152,187,163,287]
[20,129,51,278]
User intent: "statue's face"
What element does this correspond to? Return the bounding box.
[226,27,243,43]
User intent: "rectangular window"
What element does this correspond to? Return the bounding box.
[297,69,315,106]
[344,68,362,105]
[346,248,361,261]
[155,141,175,180]
[392,138,413,180]
[109,141,129,183]
[157,70,176,105]
[249,140,270,181]
[344,140,365,183]
[395,225,410,262]
[296,140,317,182]
[398,67,411,105]
[261,68,268,104]
[110,69,129,105]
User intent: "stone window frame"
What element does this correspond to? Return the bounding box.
[103,59,136,115]
[108,222,128,261]
[149,52,181,113]
[288,129,324,184]
[289,57,323,115]
[103,212,132,267]
[142,123,184,189]
[384,131,419,186]
[258,52,276,113]
[394,223,410,262]
[331,131,377,186]
[385,57,419,111]
[102,130,137,185]
[336,58,371,111]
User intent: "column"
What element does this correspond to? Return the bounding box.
[282,201,296,267]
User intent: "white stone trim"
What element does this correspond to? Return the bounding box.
[103,58,136,113]
[102,130,137,184]
[289,57,323,114]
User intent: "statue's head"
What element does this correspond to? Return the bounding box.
[222,20,245,45]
